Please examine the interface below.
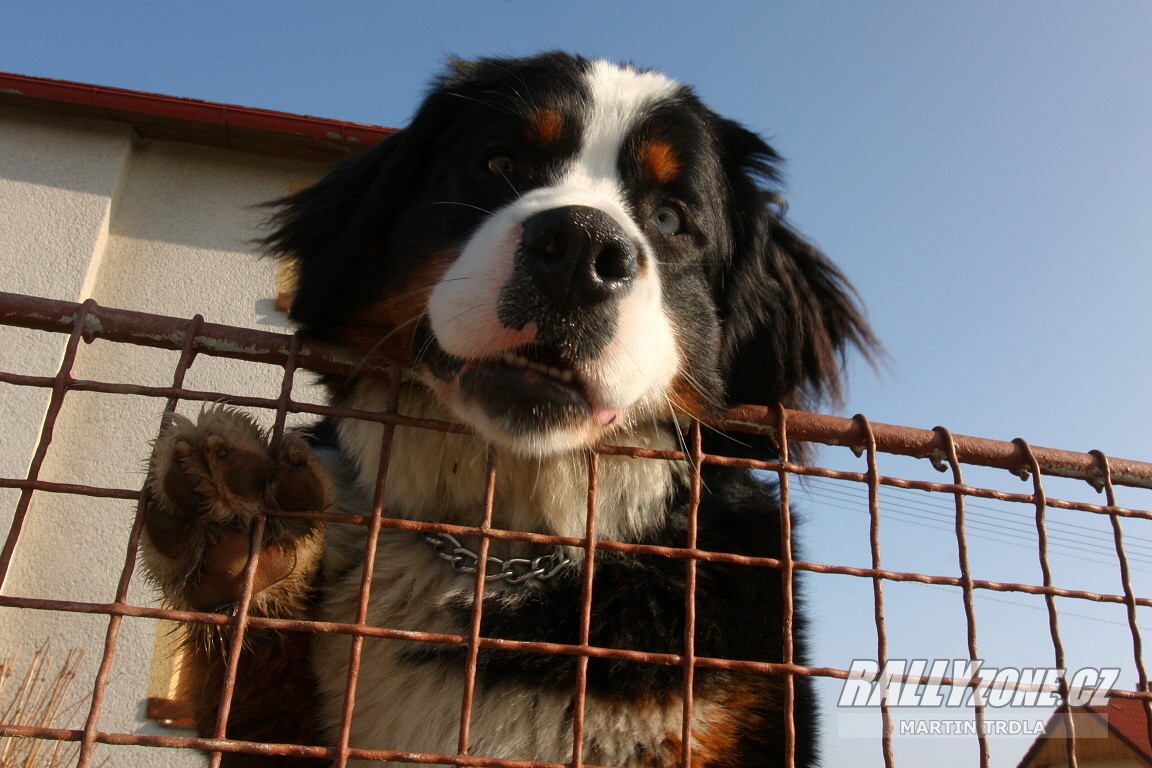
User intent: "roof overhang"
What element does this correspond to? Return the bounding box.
[0,72,396,162]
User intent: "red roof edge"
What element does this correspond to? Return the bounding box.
[0,71,396,157]
[1016,698,1152,768]
[1099,697,1152,760]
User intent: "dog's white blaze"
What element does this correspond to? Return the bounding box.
[564,58,679,192]
[425,61,682,450]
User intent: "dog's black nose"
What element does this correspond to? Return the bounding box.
[519,206,639,310]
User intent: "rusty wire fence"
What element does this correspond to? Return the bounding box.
[1,289,1151,768]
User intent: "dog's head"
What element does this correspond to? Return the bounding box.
[264,52,875,456]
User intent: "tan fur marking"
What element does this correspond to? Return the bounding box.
[666,373,716,422]
[644,140,681,184]
[339,251,452,361]
[526,107,565,147]
[695,676,787,766]
[693,683,758,764]
[639,733,682,768]
[181,623,326,766]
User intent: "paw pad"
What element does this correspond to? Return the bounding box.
[141,406,332,612]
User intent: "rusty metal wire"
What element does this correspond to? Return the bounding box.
[936,426,990,768]
[775,405,798,768]
[855,414,895,768]
[1096,448,1152,752]
[2,289,1152,767]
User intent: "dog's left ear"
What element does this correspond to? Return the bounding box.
[713,118,878,412]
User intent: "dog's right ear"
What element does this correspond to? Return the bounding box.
[260,130,418,337]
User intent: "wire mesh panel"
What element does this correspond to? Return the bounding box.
[1,290,1151,768]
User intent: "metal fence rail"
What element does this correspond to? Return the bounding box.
[1,290,1150,768]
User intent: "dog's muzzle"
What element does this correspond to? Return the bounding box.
[497,205,640,361]
[422,200,665,452]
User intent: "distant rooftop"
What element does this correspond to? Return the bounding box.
[1017,697,1152,768]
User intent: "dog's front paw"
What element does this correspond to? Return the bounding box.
[141,406,329,615]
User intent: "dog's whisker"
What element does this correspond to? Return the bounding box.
[662,397,693,465]
[432,201,496,215]
[345,312,426,379]
[443,90,518,119]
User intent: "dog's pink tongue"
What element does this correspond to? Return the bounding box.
[594,408,624,427]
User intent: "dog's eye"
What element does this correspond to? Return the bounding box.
[651,206,682,235]
[486,154,518,178]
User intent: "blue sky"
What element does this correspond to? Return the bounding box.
[3,1,1148,459]
[3,3,1151,766]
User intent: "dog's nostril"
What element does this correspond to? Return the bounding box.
[595,242,636,282]
[521,217,572,267]
[541,234,567,262]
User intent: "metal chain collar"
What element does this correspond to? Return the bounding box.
[422,532,571,585]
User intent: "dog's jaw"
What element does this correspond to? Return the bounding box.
[335,380,687,542]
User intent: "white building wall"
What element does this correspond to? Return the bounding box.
[0,106,326,766]
[0,111,133,518]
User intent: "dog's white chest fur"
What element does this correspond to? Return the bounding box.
[312,538,693,767]
[309,382,693,765]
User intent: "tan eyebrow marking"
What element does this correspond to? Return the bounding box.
[526,107,565,147]
[643,139,681,184]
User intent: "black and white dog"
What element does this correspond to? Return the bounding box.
[142,52,874,767]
